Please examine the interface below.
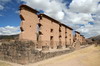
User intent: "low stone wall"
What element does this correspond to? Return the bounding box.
[0,40,73,64]
[0,41,35,64]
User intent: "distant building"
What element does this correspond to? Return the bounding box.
[74,31,80,41]
[81,35,86,43]
[74,31,86,44]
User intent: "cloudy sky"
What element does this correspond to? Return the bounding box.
[0,0,100,38]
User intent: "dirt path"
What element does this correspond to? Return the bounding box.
[0,45,100,66]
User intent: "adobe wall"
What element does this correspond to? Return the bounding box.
[50,21,59,49]
[60,25,65,48]
[37,16,51,49]
[37,14,74,50]
[75,32,80,42]
[19,5,39,44]
[66,28,73,46]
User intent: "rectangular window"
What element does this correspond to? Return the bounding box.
[51,29,53,32]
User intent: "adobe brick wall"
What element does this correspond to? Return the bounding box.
[38,15,51,48]
[60,25,65,48]
[74,31,86,48]
[19,5,39,43]
[51,22,59,49]
[66,28,73,46]
[75,31,80,42]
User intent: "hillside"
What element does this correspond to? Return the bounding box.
[89,35,100,41]
[87,35,100,44]
[0,34,19,40]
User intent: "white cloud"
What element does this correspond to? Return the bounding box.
[69,0,99,13]
[0,5,4,10]
[63,12,94,25]
[76,23,100,38]
[56,11,64,20]
[20,0,100,38]
[0,26,20,35]
[21,0,66,21]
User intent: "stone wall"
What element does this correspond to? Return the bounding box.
[0,41,35,64]
[0,40,73,65]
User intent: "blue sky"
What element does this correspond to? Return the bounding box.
[0,0,22,27]
[0,0,100,38]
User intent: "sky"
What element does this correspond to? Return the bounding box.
[0,0,100,38]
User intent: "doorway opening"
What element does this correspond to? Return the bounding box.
[50,36,54,49]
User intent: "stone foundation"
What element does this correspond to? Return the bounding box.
[0,40,74,64]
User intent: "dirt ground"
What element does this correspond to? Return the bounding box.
[0,45,100,66]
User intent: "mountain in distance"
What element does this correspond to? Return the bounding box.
[87,35,100,44]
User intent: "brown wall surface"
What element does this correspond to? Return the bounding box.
[60,25,65,47]
[50,21,59,49]
[66,28,73,46]
[19,7,39,44]
[74,32,86,44]
[75,32,80,42]
[38,16,51,47]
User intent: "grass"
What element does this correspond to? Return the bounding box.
[0,62,12,66]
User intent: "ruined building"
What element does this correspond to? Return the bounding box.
[74,31,81,42]
[74,31,86,44]
[19,5,86,50]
